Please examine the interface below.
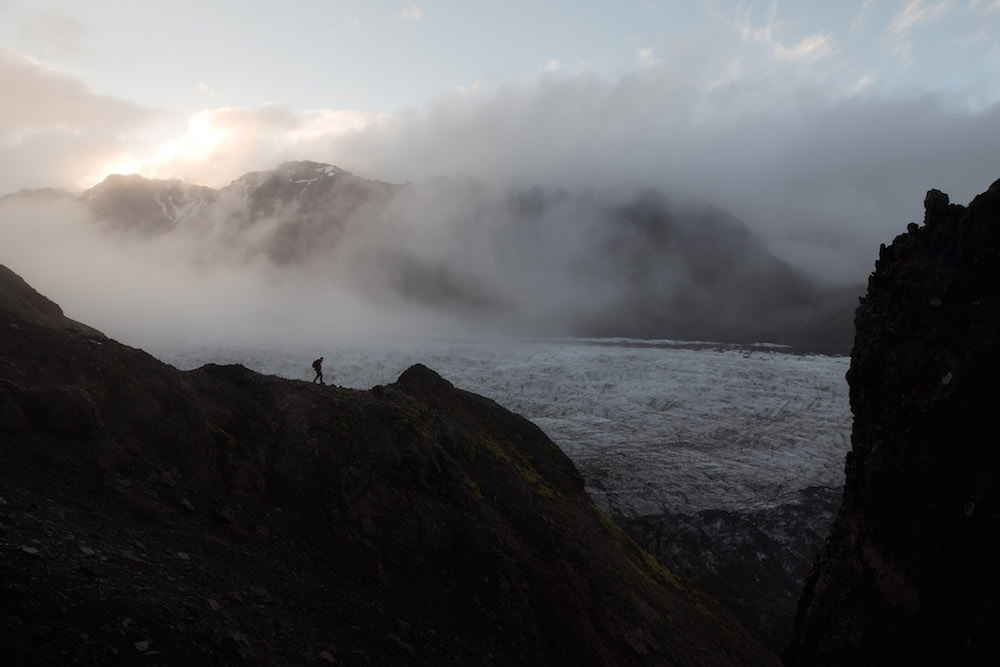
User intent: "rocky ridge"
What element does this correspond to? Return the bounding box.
[784,179,1000,664]
[0,263,775,665]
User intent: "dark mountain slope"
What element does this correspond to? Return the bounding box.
[785,179,1000,665]
[579,193,855,348]
[0,264,102,336]
[0,264,776,665]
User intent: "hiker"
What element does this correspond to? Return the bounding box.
[312,357,324,384]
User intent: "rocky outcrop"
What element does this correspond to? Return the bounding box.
[0,264,776,665]
[785,180,1000,665]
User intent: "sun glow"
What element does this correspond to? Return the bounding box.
[154,110,228,166]
[66,103,385,193]
[74,111,231,190]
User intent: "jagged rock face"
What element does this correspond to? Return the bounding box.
[0,264,776,665]
[785,180,1000,665]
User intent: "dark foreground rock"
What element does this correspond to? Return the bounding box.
[785,180,1000,665]
[0,264,775,665]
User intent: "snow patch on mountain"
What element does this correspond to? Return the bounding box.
[152,192,208,224]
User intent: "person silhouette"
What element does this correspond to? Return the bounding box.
[312,357,324,384]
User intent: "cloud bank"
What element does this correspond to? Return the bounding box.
[137,71,1000,282]
[0,47,151,193]
[2,10,1000,285]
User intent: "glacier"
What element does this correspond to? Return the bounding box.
[149,336,850,650]
[149,337,850,516]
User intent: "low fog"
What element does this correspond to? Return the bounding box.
[0,184,591,346]
[0,167,857,351]
[0,196,456,347]
[0,180,668,345]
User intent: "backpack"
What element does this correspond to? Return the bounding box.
[312,358,321,371]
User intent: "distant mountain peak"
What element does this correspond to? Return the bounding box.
[79,172,216,234]
[0,186,74,204]
[275,160,345,177]
[233,160,346,186]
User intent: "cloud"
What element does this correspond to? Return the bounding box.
[772,32,836,62]
[141,105,384,187]
[543,58,565,72]
[849,73,878,94]
[327,70,1000,282]
[957,0,1000,49]
[0,192,460,346]
[0,48,142,130]
[637,47,660,67]
[887,0,952,57]
[0,47,152,193]
[401,4,423,21]
[332,17,361,33]
[734,2,836,65]
[1,189,325,344]
[850,0,875,35]
[889,0,952,34]
[101,59,995,283]
[16,11,87,60]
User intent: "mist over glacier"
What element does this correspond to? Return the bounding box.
[0,162,859,353]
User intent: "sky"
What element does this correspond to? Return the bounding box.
[2,0,1000,282]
